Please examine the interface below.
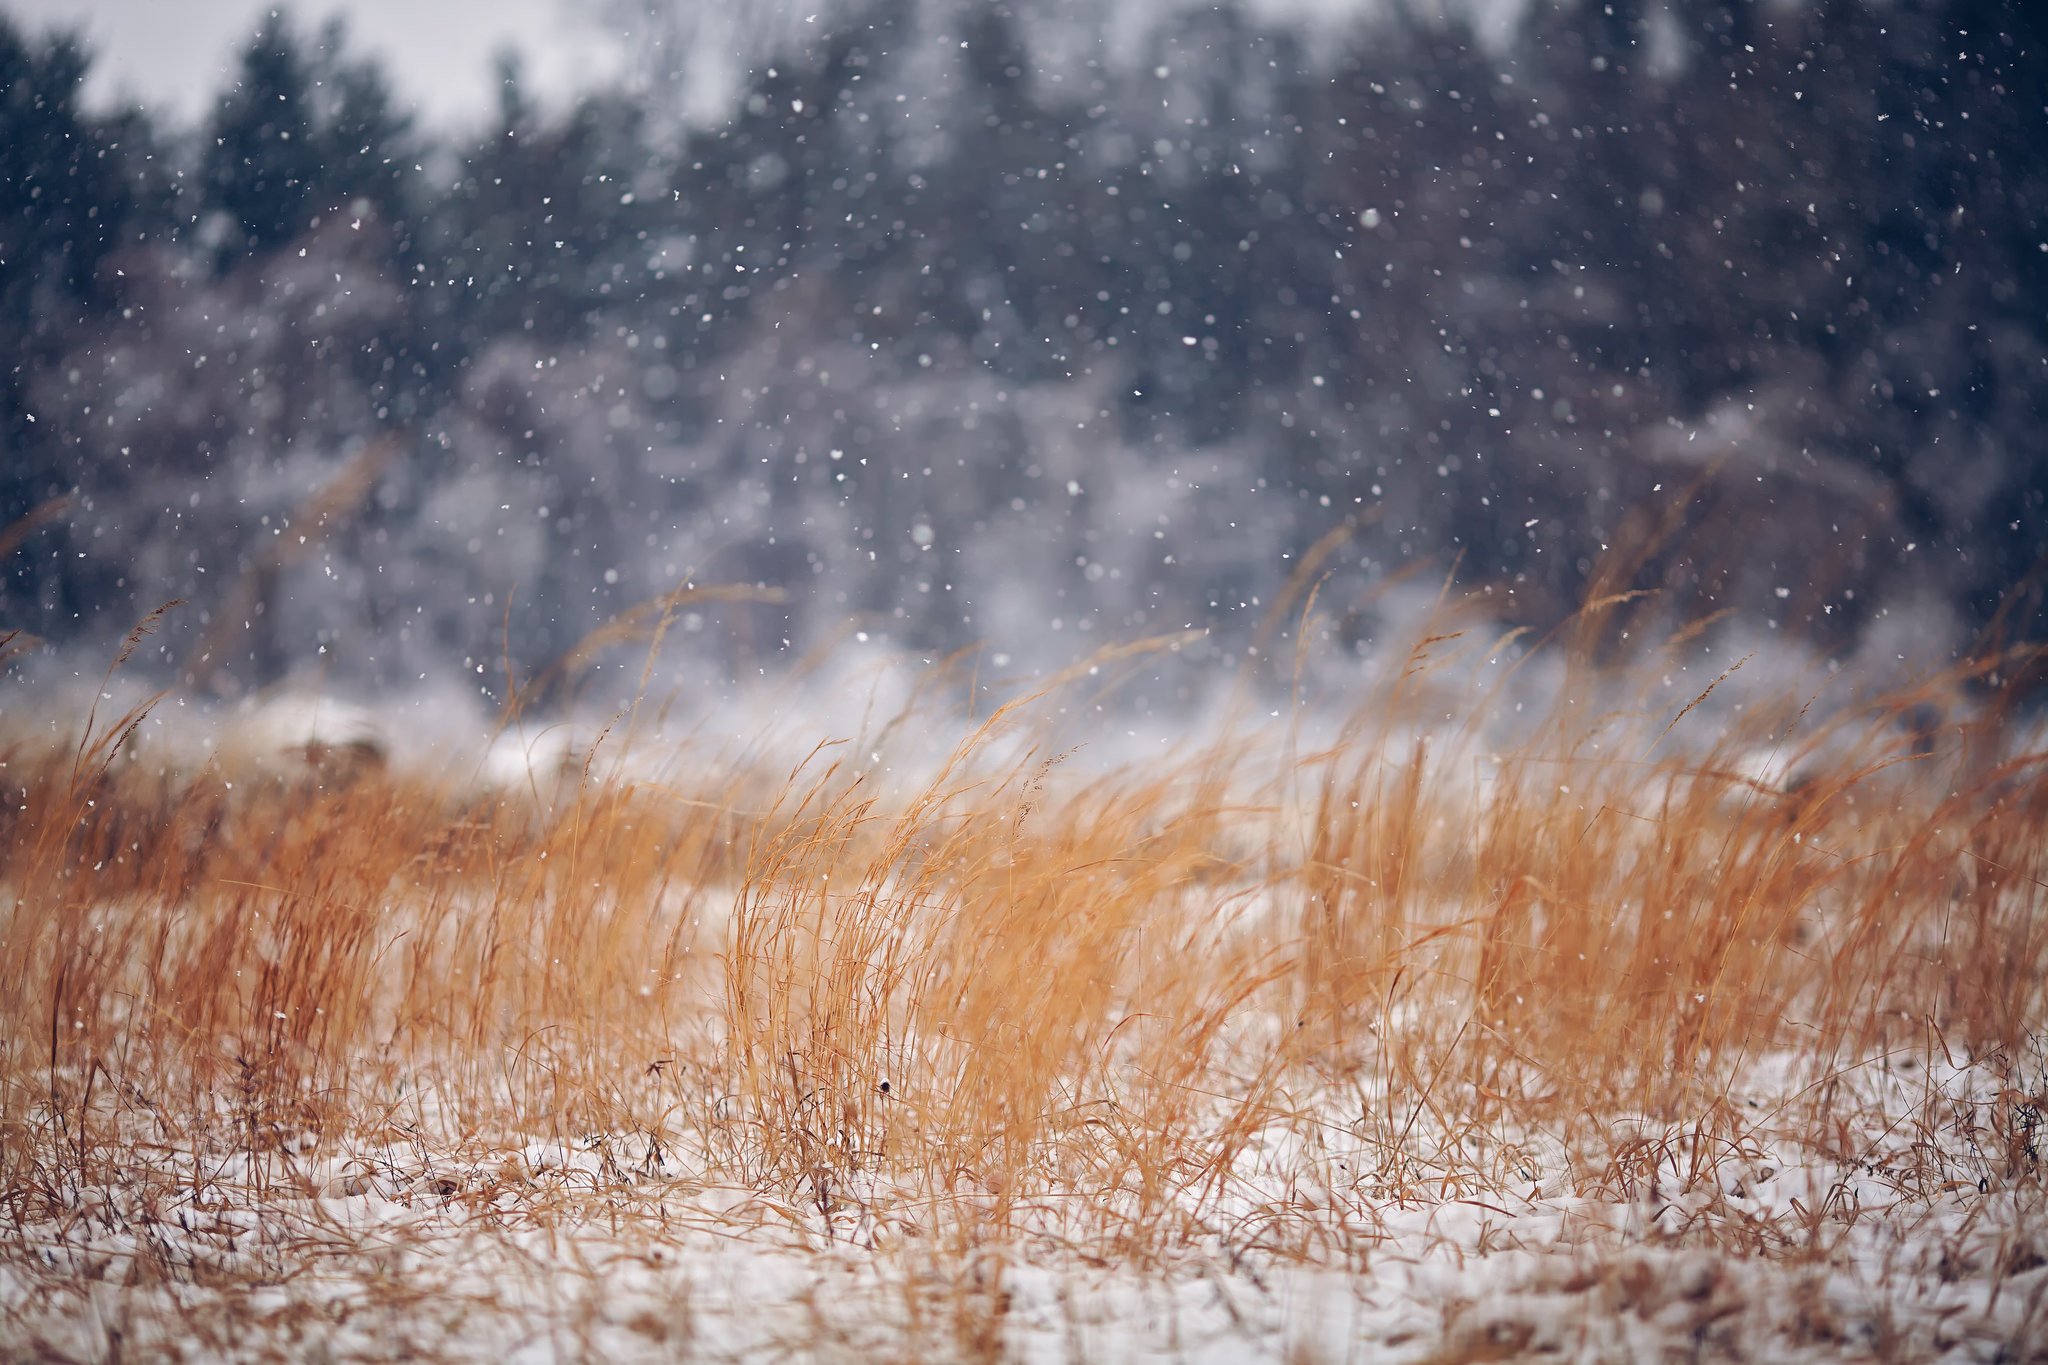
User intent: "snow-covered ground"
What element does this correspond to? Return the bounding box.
[4,651,2043,1362]
[5,1018,2041,1362]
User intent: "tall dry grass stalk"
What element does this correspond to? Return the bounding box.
[1,600,2043,1357]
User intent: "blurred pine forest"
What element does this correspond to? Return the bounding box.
[2,0,2043,700]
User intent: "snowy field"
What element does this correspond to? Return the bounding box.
[4,1035,2043,1361]
[3,637,2045,1362]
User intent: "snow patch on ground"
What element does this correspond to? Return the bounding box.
[5,1031,2042,1361]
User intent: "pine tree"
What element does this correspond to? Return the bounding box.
[200,13,416,267]
[202,12,324,262]
[0,17,142,553]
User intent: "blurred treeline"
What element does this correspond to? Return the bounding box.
[1,0,2043,698]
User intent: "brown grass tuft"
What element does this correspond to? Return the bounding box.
[2,607,2043,1359]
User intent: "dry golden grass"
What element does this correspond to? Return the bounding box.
[1,604,2045,1361]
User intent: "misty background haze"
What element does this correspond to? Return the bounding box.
[1,0,2042,726]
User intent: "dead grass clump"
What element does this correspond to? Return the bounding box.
[1,608,2044,1359]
